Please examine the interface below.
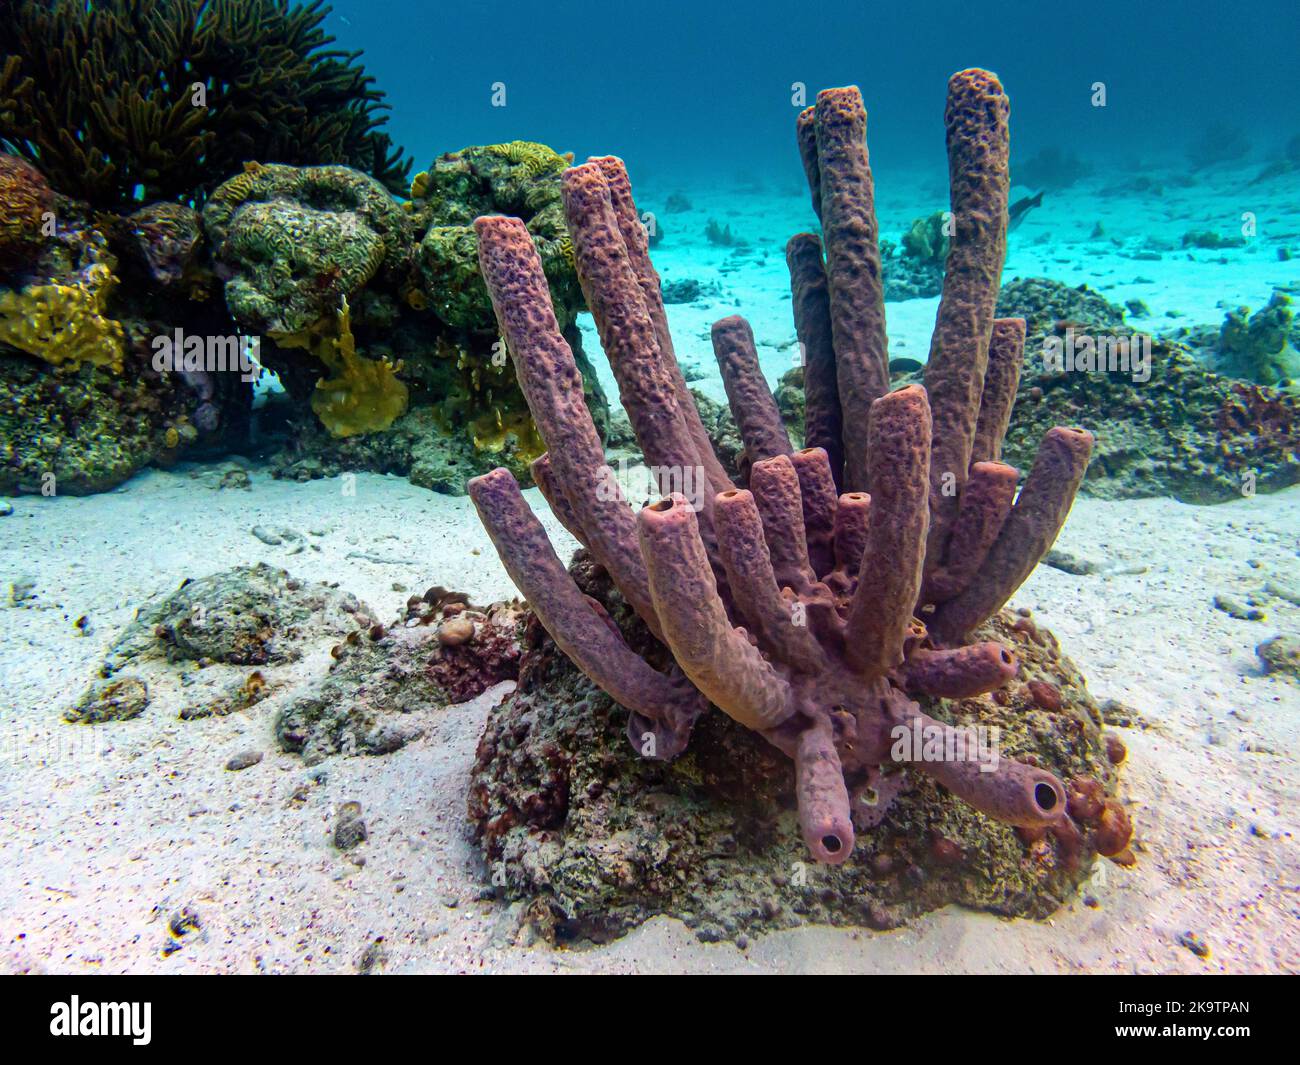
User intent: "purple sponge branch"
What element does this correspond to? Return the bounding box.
[638,495,795,732]
[562,164,705,496]
[469,468,704,758]
[845,384,932,677]
[712,314,794,467]
[929,426,1093,643]
[789,447,839,578]
[786,234,844,488]
[810,87,891,491]
[468,69,1092,864]
[474,215,662,639]
[588,156,735,498]
[529,453,588,549]
[923,69,1012,576]
[971,317,1028,465]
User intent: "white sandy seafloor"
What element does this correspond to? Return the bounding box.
[1,166,1299,975]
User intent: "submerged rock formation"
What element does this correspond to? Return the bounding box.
[995,278,1299,502]
[466,72,1132,937]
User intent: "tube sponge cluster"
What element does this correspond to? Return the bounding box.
[468,71,1101,865]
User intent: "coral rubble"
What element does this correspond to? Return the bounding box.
[467,69,1127,901]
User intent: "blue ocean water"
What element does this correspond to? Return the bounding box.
[331,0,1300,183]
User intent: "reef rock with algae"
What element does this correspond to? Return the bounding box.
[775,277,1299,503]
[238,147,605,483]
[995,278,1299,502]
[0,187,248,494]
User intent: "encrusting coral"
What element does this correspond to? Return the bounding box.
[468,70,1116,867]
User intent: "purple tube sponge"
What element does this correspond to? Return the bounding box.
[468,70,1092,864]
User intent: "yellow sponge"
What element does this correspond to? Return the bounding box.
[0,263,126,371]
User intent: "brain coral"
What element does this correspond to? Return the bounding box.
[203,162,410,334]
[0,153,52,271]
[408,142,580,331]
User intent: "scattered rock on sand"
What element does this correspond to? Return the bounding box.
[1177,930,1211,959]
[65,676,149,724]
[1256,635,1300,680]
[333,802,367,850]
[1264,579,1300,607]
[1044,549,1099,575]
[104,563,366,670]
[1214,593,1265,621]
[225,750,263,771]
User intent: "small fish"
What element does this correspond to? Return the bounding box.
[1008,190,1044,229]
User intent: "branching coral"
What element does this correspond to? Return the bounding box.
[468,71,1108,866]
[0,261,125,371]
[0,0,410,210]
[272,296,407,437]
